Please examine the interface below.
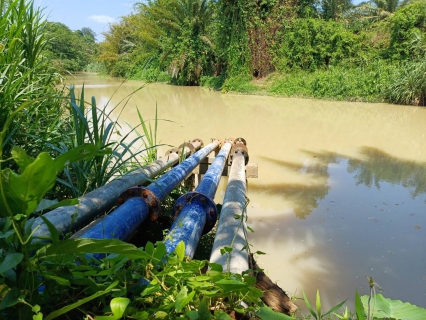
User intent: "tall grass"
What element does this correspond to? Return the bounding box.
[268,61,396,102]
[0,0,62,158]
[385,61,426,106]
[48,86,147,198]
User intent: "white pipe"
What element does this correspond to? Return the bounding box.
[209,150,248,273]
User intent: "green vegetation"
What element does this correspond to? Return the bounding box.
[43,23,98,72]
[95,0,426,105]
[2,0,426,318]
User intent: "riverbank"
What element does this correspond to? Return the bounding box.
[199,59,426,106]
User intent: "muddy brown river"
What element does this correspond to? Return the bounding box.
[69,73,426,311]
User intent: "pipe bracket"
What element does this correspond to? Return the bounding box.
[117,187,161,221]
[172,191,218,235]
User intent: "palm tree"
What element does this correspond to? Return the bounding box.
[130,0,215,84]
[353,0,411,21]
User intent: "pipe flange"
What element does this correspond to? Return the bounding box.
[234,137,247,146]
[230,143,249,165]
[225,137,234,144]
[165,147,180,156]
[178,142,196,155]
[117,187,161,221]
[172,191,217,235]
[213,137,222,149]
[191,138,204,147]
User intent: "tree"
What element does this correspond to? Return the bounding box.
[44,22,97,71]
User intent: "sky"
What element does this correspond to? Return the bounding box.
[37,0,137,41]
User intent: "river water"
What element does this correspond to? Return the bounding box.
[69,73,426,311]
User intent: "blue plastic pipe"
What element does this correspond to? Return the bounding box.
[76,139,220,241]
[164,139,234,258]
[30,139,202,241]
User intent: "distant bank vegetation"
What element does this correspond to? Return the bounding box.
[93,0,426,106]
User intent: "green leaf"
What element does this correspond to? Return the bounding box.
[303,291,318,320]
[11,146,34,172]
[175,287,195,312]
[36,198,78,212]
[316,289,322,318]
[0,252,24,274]
[256,306,295,319]
[247,226,255,232]
[220,246,233,255]
[36,238,150,259]
[186,310,199,320]
[154,311,168,318]
[198,297,213,320]
[53,143,110,172]
[0,287,22,310]
[110,297,130,318]
[214,310,232,319]
[43,275,71,287]
[39,216,59,244]
[145,241,154,256]
[1,153,57,216]
[361,294,426,320]
[45,280,119,320]
[215,279,248,292]
[153,241,166,262]
[355,289,366,320]
[141,281,161,297]
[175,240,185,261]
[323,299,347,317]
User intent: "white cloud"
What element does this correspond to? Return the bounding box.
[89,15,116,24]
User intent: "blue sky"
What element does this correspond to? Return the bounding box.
[37,0,137,41]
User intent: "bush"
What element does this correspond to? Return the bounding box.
[388,0,426,60]
[275,18,359,71]
[385,60,426,105]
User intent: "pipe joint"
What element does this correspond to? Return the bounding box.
[213,137,222,149]
[173,191,217,235]
[191,138,204,148]
[117,187,161,221]
[230,143,249,165]
[165,147,180,156]
[178,142,196,155]
[234,137,247,146]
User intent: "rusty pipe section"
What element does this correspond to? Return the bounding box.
[164,138,234,259]
[210,139,249,273]
[76,139,220,241]
[31,138,203,240]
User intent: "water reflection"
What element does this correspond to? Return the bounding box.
[348,147,426,197]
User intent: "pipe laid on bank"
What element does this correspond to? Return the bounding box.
[209,140,249,273]
[76,139,220,241]
[31,138,203,240]
[164,138,234,259]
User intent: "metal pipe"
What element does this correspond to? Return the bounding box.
[76,139,220,240]
[164,139,234,259]
[209,142,249,273]
[31,139,203,240]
